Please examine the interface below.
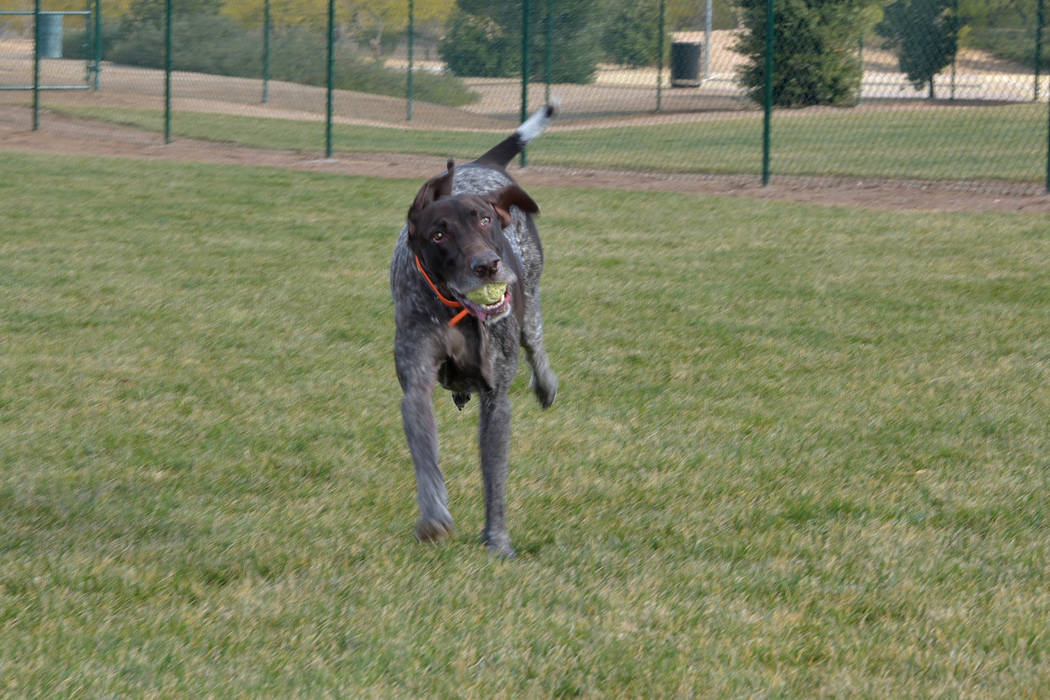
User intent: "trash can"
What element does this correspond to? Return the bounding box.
[670,41,701,88]
[38,12,64,58]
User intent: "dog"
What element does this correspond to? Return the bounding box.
[390,104,559,558]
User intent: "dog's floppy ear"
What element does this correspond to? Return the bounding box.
[407,159,455,235]
[490,184,539,228]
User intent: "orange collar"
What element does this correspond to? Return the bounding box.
[415,256,471,327]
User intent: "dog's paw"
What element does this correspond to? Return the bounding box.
[482,530,516,559]
[415,515,455,543]
[531,371,558,410]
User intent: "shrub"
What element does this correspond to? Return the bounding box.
[601,0,668,68]
[93,16,477,107]
[964,1,1048,71]
[438,8,515,78]
[62,25,121,61]
[736,0,866,107]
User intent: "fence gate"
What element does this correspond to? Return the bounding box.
[0,0,102,129]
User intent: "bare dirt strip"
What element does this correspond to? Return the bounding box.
[2,103,1048,213]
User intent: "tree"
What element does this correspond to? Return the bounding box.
[736,0,868,107]
[439,0,602,84]
[877,0,960,98]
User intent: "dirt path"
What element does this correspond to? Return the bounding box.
[2,103,1048,213]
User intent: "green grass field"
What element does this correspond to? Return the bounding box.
[2,151,1049,695]
[49,101,1050,184]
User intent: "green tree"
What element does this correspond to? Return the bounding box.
[877,0,960,98]
[736,0,868,107]
[439,0,602,83]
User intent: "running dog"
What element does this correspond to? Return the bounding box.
[390,104,559,557]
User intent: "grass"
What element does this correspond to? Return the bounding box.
[2,150,1050,695]
[46,100,1050,184]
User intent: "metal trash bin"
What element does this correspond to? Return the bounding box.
[670,41,701,87]
[38,12,64,58]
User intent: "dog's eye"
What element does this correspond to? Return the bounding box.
[432,230,445,242]
[480,216,491,227]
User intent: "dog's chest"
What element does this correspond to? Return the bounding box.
[436,308,521,394]
[438,320,492,393]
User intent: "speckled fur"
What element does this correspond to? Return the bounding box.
[390,109,558,557]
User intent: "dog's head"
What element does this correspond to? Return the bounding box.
[407,160,538,324]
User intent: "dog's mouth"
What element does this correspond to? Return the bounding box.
[457,282,511,323]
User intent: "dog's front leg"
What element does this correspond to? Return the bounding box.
[397,350,454,542]
[479,390,515,558]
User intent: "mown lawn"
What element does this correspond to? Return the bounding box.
[1,151,1049,695]
[46,100,1049,184]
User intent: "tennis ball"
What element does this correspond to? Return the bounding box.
[466,283,507,306]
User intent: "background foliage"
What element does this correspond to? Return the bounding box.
[877,0,960,97]
[439,0,602,83]
[62,12,479,106]
[736,0,868,107]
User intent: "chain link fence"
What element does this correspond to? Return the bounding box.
[2,0,1048,192]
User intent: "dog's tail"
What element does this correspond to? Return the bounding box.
[473,100,558,170]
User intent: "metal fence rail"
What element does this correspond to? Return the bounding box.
[1,0,1047,192]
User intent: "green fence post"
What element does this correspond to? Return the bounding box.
[93,0,102,89]
[656,0,664,112]
[704,0,712,79]
[326,0,334,158]
[83,0,91,83]
[407,0,414,121]
[262,0,270,103]
[164,0,171,143]
[32,0,39,130]
[544,0,552,103]
[1036,0,1044,101]
[762,0,773,186]
[1041,0,1049,191]
[950,0,958,100]
[520,0,530,166]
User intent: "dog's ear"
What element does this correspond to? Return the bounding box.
[490,184,539,228]
[407,159,455,235]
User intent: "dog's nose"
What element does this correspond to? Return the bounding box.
[471,252,500,279]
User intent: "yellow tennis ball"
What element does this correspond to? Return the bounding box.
[466,283,507,306]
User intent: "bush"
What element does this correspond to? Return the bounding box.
[964,1,1049,71]
[439,8,516,78]
[601,0,668,68]
[107,15,257,76]
[971,27,1050,70]
[97,16,477,107]
[736,0,866,107]
[62,25,121,61]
